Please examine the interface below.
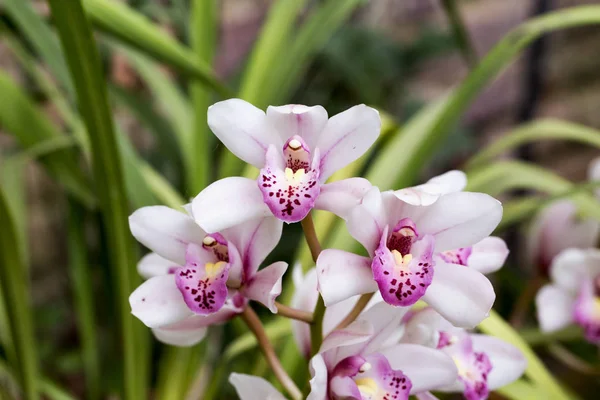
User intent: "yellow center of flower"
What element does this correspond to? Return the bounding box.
[392,250,413,269]
[204,261,226,278]
[284,167,306,183]
[355,378,378,396]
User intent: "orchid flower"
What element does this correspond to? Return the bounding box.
[401,307,527,400]
[229,373,286,400]
[317,171,503,327]
[536,248,600,344]
[306,303,458,400]
[191,99,380,232]
[527,201,599,275]
[127,205,287,344]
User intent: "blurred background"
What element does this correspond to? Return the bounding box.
[2,0,600,398]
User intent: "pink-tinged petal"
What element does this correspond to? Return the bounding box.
[161,300,242,331]
[329,376,361,399]
[535,284,575,332]
[373,232,435,307]
[348,302,408,357]
[347,187,386,255]
[550,248,600,293]
[422,260,495,328]
[351,353,412,400]
[229,373,287,400]
[382,344,458,394]
[415,392,440,400]
[129,275,192,328]
[317,105,381,181]
[470,334,526,390]
[307,354,329,400]
[292,267,318,358]
[192,177,272,233]
[129,206,205,265]
[241,261,288,313]
[573,281,600,344]
[266,104,328,149]
[414,192,502,252]
[208,99,281,168]
[258,145,321,223]
[222,216,283,280]
[174,244,230,315]
[137,253,177,279]
[393,170,467,206]
[320,320,373,369]
[152,327,207,347]
[467,236,509,274]
[316,249,377,306]
[400,307,455,348]
[315,178,372,220]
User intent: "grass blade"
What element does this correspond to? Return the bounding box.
[46,1,147,398]
[440,0,477,67]
[0,188,39,400]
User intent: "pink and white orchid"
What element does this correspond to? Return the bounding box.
[306,303,458,400]
[536,248,600,344]
[128,205,287,343]
[317,171,503,328]
[401,308,527,400]
[191,99,380,232]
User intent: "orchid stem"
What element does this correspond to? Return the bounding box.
[333,292,374,332]
[301,213,326,357]
[275,302,313,323]
[240,306,302,400]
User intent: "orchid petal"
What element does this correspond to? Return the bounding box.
[355,353,412,400]
[393,170,467,206]
[316,249,377,306]
[350,302,408,356]
[347,187,386,255]
[241,261,288,313]
[414,192,502,252]
[315,178,372,220]
[382,344,458,394]
[329,376,361,399]
[129,206,205,265]
[208,99,281,168]
[470,334,526,390]
[319,320,373,368]
[467,236,509,274]
[229,373,287,400]
[307,354,329,400]
[137,253,177,279]
[415,392,440,400]
[129,275,192,328]
[192,177,271,233]
[535,284,575,332]
[317,105,381,181]
[550,248,600,293]
[292,267,319,358]
[573,281,600,343]
[266,104,328,149]
[422,260,495,328]
[152,327,207,347]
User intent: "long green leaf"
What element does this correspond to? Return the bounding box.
[82,0,232,98]
[0,189,39,400]
[0,71,95,208]
[440,0,477,67]
[467,118,600,168]
[46,1,147,399]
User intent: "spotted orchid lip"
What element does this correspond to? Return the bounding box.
[573,278,600,344]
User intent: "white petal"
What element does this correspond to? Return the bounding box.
[394,170,467,206]
[349,302,407,356]
[317,105,381,181]
[129,206,205,265]
[550,248,600,293]
[208,99,280,168]
[137,253,177,279]
[535,284,575,332]
[316,249,377,306]
[588,156,600,182]
[319,319,373,366]
[241,261,288,313]
[291,268,319,358]
[401,307,454,347]
[422,261,495,328]
[470,334,526,390]
[266,104,328,149]
[152,327,207,347]
[229,373,287,400]
[468,236,509,274]
[347,187,386,255]
[307,355,328,400]
[415,192,502,252]
[315,178,372,220]
[129,275,192,328]
[222,216,283,278]
[192,177,272,233]
[382,344,458,393]
[415,392,440,400]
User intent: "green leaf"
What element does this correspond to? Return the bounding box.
[0,188,39,400]
[467,118,600,168]
[82,0,232,98]
[46,1,147,399]
[479,311,572,400]
[139,163,186,209]
[496,379,546,400]
[440,0,477,67]
[0,71,95,208]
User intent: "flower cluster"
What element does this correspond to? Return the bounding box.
[127,100,525,399]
